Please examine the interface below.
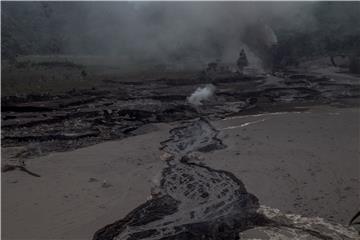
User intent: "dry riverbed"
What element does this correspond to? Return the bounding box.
[2,105,359,239]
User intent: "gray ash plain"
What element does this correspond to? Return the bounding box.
[2,68,360,240]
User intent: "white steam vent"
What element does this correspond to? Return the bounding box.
[263,24,278,47]
[187,84,216,106]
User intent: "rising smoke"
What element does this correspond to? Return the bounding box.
[2,2,359,68]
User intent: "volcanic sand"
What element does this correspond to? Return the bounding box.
[2,105,359,239]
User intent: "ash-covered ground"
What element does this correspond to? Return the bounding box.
[2,61,360,239]
[2,2,360,239]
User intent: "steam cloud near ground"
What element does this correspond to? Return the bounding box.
[188,84,216,106]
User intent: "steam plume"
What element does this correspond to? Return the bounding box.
[188,84,216,106]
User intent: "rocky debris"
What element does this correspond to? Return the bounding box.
[1,163,40,177]
[237,49,249,74]
[89,177,99,182]
[350,211,360,225]
[204,60,235,78]
[207,60,220,73]
[1,69,360,159]
[101,180,112,188]
[239,205,359,240]
[93,195,180,240]
[349,56,360,74]
[160,118,225,156]
[2,96,100,112]
[240,226,354,240]
[3,130,100,143]
[93,119,265,240]
[261,87,321,103]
